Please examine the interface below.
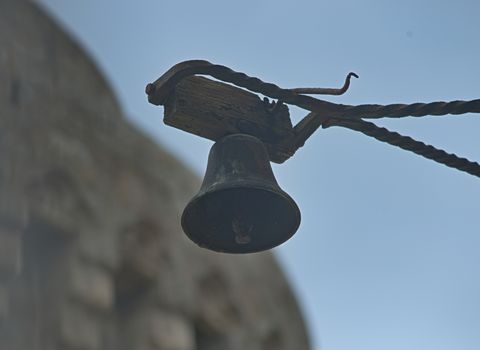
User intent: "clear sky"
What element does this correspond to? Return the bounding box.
[37,1,480,349]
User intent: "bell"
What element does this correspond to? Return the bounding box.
[182,134,301,253]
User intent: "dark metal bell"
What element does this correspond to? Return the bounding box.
[181,134,301,253]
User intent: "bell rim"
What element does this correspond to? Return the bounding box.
[181,184,301,254]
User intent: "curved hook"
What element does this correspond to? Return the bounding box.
[289,72,359,96]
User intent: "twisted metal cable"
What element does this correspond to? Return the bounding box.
[339,99,480,119]
[147,60,480,120]
[323,118,480,178]
[147,60,480,178]
[146,60,342,115]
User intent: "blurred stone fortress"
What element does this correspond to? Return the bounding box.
[0,2,309,349]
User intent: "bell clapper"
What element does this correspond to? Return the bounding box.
[232,216,252,245]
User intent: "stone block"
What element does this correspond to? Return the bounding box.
[68,260,114,312]
[78,229,119,271]
[60,303,102,350]
[149,312,195,350]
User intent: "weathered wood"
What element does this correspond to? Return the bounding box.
[163,76,296,163]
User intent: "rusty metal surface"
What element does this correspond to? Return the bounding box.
[289,72,359,95]
[181,134,300,253]
[146,60,480,178]
[146,60,480,119]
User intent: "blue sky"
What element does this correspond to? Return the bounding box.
[38,1,480,349]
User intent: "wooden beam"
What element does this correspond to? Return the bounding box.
[162,76,296,163]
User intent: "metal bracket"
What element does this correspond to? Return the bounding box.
[146,60,357,163]
[146,60,480,177]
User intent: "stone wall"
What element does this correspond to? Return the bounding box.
[0,2,310,349]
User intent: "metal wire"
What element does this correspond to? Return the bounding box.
[323,118,480,178]
[147,60,480,120]
[147,60,480,178]
[289,72,359,95]
[339,99,480,120]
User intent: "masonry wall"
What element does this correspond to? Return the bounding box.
[0,2,310,349]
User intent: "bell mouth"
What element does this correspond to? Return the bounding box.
[181,186,301,253]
